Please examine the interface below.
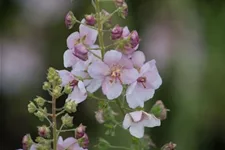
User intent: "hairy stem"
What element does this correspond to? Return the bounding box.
[52,96,57,150]
[96,0,105,57]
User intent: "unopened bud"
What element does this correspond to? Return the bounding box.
[151,100,169,120]
[80,133,89,149]
[95,110,105,124]
[34,97,45,107]
[130,30,140,48]
[75,124,86,139]
[74,44,88,61]
[111,25,123,40]
[119,2,128,19]
[101,9,112,27]
[28,102,37,113]
[65,11,76,29]
[64,84,73,94]
[42,82,51,90]
[61,114,73,127]
[22,134,33,150]
[34,108,47,121]
[52,86,62,98]
[38,125,50,138]
[85,14,96,26]
[65,100,77,113]
[161,142,176,150]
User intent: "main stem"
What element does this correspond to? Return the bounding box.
[96,0,105,57]
[52,96,57,150]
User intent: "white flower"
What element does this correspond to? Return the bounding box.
[123,111,161,138]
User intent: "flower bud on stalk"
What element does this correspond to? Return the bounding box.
[74,44,88,61]
[65,11,76,29]
[28,102,37,113]
[75,124,86,139]
[85,14,96,26]
[65,100,77,113]
[151,100,169,120]
[61,114,73,127]
[130,31,140,48]
[34,97,45,107]
[81,133,89,149]
[101,9,112,27]
[161,142,177,150]
[95,110,105,124]
[42,82,51,90]
[121,2,128,18]
[114,0,124,7]
[38,125,50,138]
[111,25,123,40]
[22,134,33,150]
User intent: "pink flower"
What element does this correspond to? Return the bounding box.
[57,136,87,150]
[126,51,162,108]
[64,19,98,68]
[88,50,138,100]
[72,49,102,93]
[57,70,87,104]
[123,111,161,138]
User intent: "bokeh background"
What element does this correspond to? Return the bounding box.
[1,0,225,149]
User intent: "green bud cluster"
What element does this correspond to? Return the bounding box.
[34,97,45,107]
[61,113,73,127]
[64,84,73,94]
[34,108,47,121]
[65,100,77,113]
[28,102,37,113]
[47,67,62,86]
[38,125,51,138]
[52,86,62,98]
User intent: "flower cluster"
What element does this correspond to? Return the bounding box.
[18,0,173,150]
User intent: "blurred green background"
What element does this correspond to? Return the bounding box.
[1,0,225,149]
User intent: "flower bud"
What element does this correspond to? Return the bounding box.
[28,102,37,113]
[42,82,51,90]
[34,108,47,121]
[22,134,33,150]
[75,124,86,139]
[64,84,73,94]
[34,97,45,107]
[114,0,124,7]
[65,11,76,29]
[61,114,73,127]
[52,86,62,98]
[85,14,96,26]
[38,125,50,138]
[161,142,177,150]
[65,100,77,113]
[101,9,112,27]
[111,25,123,40]
[95,110,105,124]
[74,44,88,61]
[130,30,140,48]
[120,2,128,19]
[80,133,89,149]
[151,100,169,120]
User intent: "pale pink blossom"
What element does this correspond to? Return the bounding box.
[72,49,102,93]
[126,52,162,108]
[57,70,87,103]
[123,111,161,138]
[57,136,87,150]
[88,50,138,100]
[63,19,98,68]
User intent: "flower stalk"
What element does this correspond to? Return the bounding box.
[52,96,57,150]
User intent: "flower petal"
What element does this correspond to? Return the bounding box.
[119,55,133,69]
[123,113,132,129]
[63,49,79,68]
[126,84,155,108]
[68,86,87,104]
[57,70,74,86]
[121,68,139,84]
[129,123,144,138]
[122,26,130,37]
[88,61,110,79]
[86,79,103,93]
[63,137,77,149]
[78,81,87,94]
[103,50,122,66]
[142,113,161,127]
[126,81,137,95]
[129,111,142,122]
[132,51,145,68]
[79,19,98,45]
[102,77,123,100]
[67,32,80,49]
